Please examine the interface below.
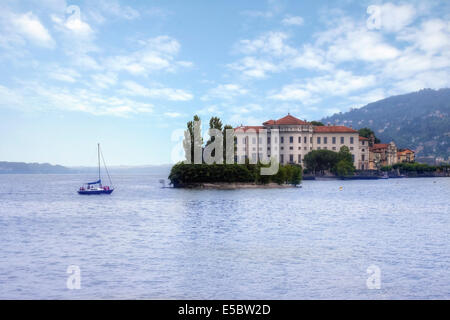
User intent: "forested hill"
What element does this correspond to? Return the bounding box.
[0,162,72,174]
[321,88,450,160]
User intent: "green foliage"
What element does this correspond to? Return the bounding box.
[337,145,353,163]
[303,150,339,174]
[392,162,437,173]
[184,115,203,162]
[310,121,325,126]
[304,147,355,176]
[358,127,380,144]
[335,160,355,177]
[381,165,393,171]
[168,162,302,186]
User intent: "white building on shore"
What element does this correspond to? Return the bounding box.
[235,114,369,170]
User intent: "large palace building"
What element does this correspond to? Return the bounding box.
[234,114,370,170]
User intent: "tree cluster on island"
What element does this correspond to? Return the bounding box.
[169,115,302,187]
[303,146,356,177]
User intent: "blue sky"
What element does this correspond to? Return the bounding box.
[0,0,449,166]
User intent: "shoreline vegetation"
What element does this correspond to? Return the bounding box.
[169,163,303,189]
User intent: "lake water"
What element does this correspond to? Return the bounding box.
[0,172,449,299]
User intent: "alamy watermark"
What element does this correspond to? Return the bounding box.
[366,265,381,290]
[171,121,281,175]
[66,265,81,290]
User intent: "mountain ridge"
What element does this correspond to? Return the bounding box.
[321,88,450,161]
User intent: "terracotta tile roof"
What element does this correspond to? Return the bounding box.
[398,148,414,154]
[263,114,309,126]
[370,144,389,151]
[313,125,358,133]
[359,136,369,140]
[234,125,265,133]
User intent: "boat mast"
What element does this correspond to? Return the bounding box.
[98,143,101,182]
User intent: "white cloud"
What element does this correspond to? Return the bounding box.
[228,57,279,78]
[197,105,223,116]
[51,9,94,38]
[0,82,153,117]
[91,73,118,89]
[289,45,333,71]
[319,21,400,62]
[105,36,190,75]
[121,81,193,101]
[48,67,81,83]
[377,3,416,32]
[237,32,296,56]
[98,0,140,20]
[11,12,55,48]
[201,84,248,101]
[231,103,263,114]
[398,19,450,54]
[269,70,376,104]
[164,112,183,118]
[282,16,304,26]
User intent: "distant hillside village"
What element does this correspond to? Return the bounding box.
[234,114,415,171]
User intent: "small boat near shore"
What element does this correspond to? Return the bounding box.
[78,143,114,195]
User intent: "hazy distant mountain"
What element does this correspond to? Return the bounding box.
[0,162,73,174]
[70,164,172,175]
[321,88,450,160]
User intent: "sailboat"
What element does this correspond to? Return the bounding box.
[78,143,114,195]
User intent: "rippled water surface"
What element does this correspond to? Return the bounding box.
[0,172,449,299]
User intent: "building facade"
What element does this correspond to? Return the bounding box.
[369,142,399,169]
[397,149,415,163]
[234,114,366,169]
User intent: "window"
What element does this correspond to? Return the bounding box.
[332,137,336,144]
[362,149,365,152]
[317,147,321,150]
[324,137,328,144]
[350,147,354,151]
[332,147,336,150]
[243,138,246,144]
[281,146,284,150]
[351,154,355,162]
[304,136,307,144]
[298,136,301,143]
[281,137,284,144]
[267,137,271,144]
[280,154,284,163]
[252,153,257,161]
[361,141,365,145]
[362,155,365,161]
[289,146,293,150]
[258,137,262,144]
[340,137,344,144]
[298,154,302,163]
[310,137,313,143]
[317,137,321,144]
[252,137,256,144]
[289,154,294,163]
[324,147,327,150]
[350,137,354,144]
[298,147,301,150]
[289,136,293,143]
